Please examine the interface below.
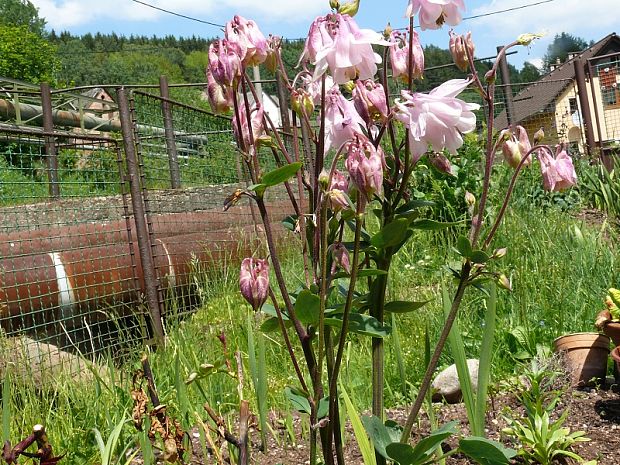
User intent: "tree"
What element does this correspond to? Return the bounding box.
[519,62,541,83]
[543,33,590,71]
[0,0,46,36]
[183,50,209,82]
[0,25,58,83]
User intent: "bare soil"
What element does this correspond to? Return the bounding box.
[151,384,620,464]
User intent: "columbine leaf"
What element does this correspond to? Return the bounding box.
[294,290,320,325]
[370,218,410,249]
[411,219,463,230]
[261,162,303,187]
[458,436,516,465]
[325,313,391,338]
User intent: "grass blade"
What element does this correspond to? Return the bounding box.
[341,384,377,465]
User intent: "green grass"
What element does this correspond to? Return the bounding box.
[1,191,618,463]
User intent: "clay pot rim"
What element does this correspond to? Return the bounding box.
[604,321,620,327]
[553,332,610,351]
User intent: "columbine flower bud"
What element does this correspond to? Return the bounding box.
[328,189,350,211]
[338,0,360,16]
[264,35,280,73]
[497,274,512,291]
[383,22,393,39]
[352,80,389,126]
[319,169,330,191]
[484,69,496,84]
[331,242,351,274]
[206,68,233,114]
[429,153,454,176]
[499,126,532,169]
[330,0,340,10]
[291,89,315,117]
[239,258,269,311]
[517,32,544,46]
[465,191,475,207]
[344,133,385,199]
[533,127,545,145]
[493,247,507,259]
[449,30,474,72]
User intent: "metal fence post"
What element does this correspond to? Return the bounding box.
[496,46,515,127]
[117,87,166,345]
[573,58,596,157]
[40,82,60,199]
[159,75,182,189]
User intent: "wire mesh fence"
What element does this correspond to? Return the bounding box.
[0,62,618,376]
[0,128,147,369]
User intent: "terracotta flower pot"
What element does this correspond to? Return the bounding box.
[602,322,620,347]
[553,333,610,387]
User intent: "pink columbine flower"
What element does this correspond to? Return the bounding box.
[344,133,385,199]
[324,86,365,152]
[406,0,465,30]
[499,125,532,169]
[301,73,335,105]
[239,258,269,311]
[206,68,233,114]
[449,30,474,72]
[225,15,269,67]
[331,242,351,274]
[232,101,265,151]
[539,145,577,192]
[389,30,424,82]
[352,79,389,126]
[301,13,390,84]
[394,79,479,162]
[208,39,242,88]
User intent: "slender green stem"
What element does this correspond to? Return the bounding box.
[400,262,472,442]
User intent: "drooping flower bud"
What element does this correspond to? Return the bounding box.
[465,191,476,207]
[264,35,280,73]
[389,30,424,83]
[291,89,315,117]
[516,32,544,46]
[329,0,340,10]
[206,68,233,114]
[225,15,269,66]
[344,133,385,199]
[331,242,351,274]
[208,39,242,88]
[449,30,474,72]
[429,153,455,176]
[239,258,269,311]
[499,126,532,169]
[328,170,350,210]
[497,273,512,291]
[232,101,265,151]
[383,22,393,39]
[533,127,545,145]
[492,247,507,259]
[338,0,360,16]
[318,169,330,191]
[352,79,389,126]
[539,145,577,192]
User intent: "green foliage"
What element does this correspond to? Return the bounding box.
[502,358,593,465]
[0,24,58,83]
[579,157,620,217]
[543,32,592,71]
[0,0,46,36]
[410,135,485,224]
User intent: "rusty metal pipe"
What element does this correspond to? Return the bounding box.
[0,224,274,333]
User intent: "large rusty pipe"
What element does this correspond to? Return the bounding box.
[0,200,292,258]
[0,225,275,333]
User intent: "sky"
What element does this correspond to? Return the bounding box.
[30,0,620,70]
